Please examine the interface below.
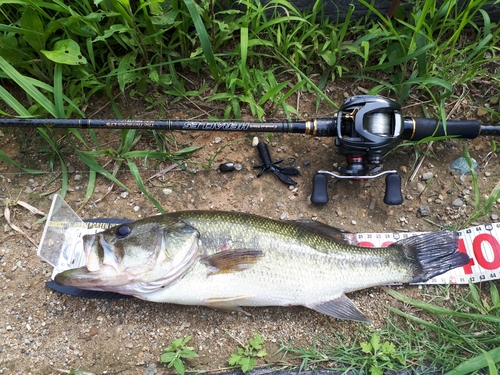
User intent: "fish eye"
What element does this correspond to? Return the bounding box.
[115,224,131,239]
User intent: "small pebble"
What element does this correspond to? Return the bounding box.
[450,157,479,175]
[351,220,356,225]
[452,198,464,207]
[214,137,221,144]
[477,107,488,117]
[143,363,157,375]
[491,214,499,221]
[252,137,259,147]
[120,192,129,198]
[422,172,433,181]
[133,206,140,212]
[419,206,431,216]
[74,174,82,181]
[303,160,311,166]
[162,188,173,195]
[234,163,242,171]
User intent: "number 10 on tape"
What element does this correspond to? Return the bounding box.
[355,223,500,285]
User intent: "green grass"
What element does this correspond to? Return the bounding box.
[160,336,199,375]
[278,283,500,374]
[1,0,498,118]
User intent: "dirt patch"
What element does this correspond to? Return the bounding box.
[0,87,499,375]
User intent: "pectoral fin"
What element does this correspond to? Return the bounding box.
[201,249,264,276]
[307,294,371,324]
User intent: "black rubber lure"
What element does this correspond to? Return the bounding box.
[254,142,300,185]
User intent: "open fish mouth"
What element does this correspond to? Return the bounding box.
[83,233,122,273]
[83,234,99,272]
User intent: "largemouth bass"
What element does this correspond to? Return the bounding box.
[55,211,470,322]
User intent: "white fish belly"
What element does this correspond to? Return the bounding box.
[137,244,411,308]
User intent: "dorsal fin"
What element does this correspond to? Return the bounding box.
[294,220,356,245]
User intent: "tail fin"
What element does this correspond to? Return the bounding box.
[393,231,470,283]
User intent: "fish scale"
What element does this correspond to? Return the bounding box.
[55,210,470,323]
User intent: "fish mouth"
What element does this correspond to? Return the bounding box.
[54,234,122,290]
[84,234,100,272]
[84,233,120,272]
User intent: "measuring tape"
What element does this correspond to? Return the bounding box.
[356,223,500,284]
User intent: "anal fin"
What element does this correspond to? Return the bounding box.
[307,294,371,324]
[204,296,253,315]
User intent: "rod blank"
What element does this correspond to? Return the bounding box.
[0,118,338,136]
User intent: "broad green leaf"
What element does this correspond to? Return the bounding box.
[41,39,87,65]
[249,334,264,349]
[228,353,241,366]
[370,333,381,351]
[160,352,176,362]
[172,358,185,375]
[94,24,133,42]
[151,9,178,25]
[180,349,199,358]
[20,6,45,52]
[240,356,255,373]
[370,365,383,375]
[360,342,372,354]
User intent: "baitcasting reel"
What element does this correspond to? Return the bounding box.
[310,94,490,205]
[311,95,405,205]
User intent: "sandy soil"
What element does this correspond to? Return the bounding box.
[0,86,499,375]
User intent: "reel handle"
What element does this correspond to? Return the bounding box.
[383,173,403,205]
[311,171,403,205]
[311,173,329,204]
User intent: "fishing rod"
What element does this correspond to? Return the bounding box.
[1,95,498,205]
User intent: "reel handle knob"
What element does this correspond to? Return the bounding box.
[384,173,403,205]
[311,173,329,204]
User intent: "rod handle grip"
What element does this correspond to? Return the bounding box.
[403,118,481,140]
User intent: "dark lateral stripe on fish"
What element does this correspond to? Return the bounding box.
[391,231,470,283]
